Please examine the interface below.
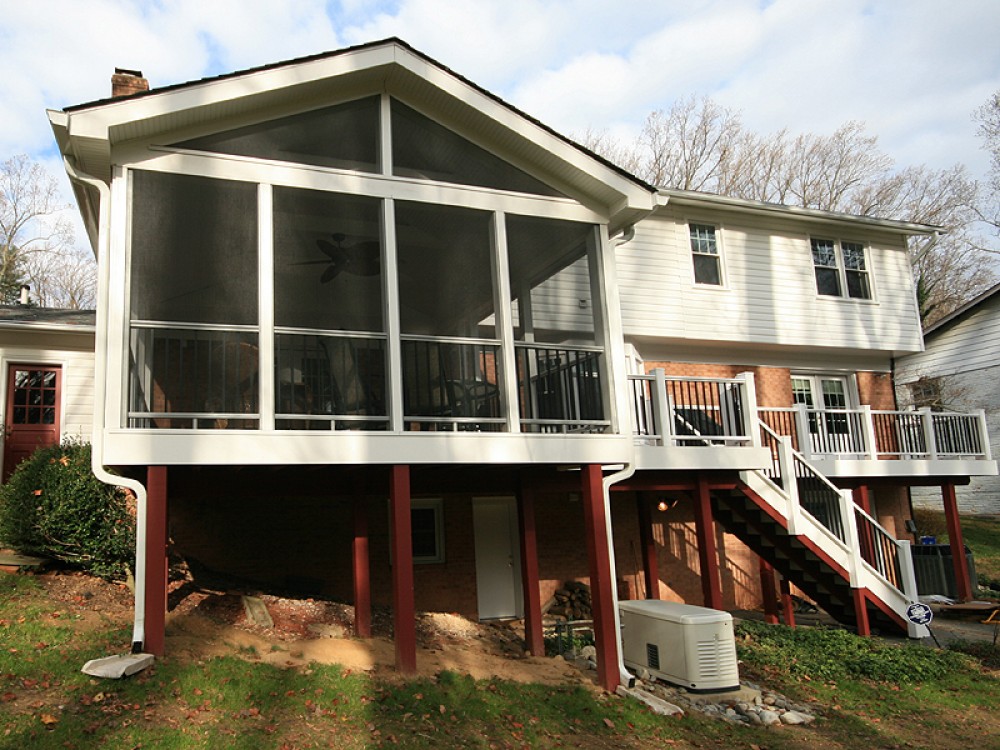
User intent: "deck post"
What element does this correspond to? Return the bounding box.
[693,474,723,610]
[353,497,372,638]
[758,558,780,624]
[941,483,973,601]
[581,463,618,692]
[779,576,796,628]
[852,485,872,514]
[389,465,417,672]
[853,485,874,566]
[637,493,659,599]
[852,588,871,637]
[144,466,168,657]
[516,481,544,657]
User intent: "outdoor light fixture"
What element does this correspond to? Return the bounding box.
[657,497,679,512]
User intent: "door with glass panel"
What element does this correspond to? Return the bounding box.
[3,365,61,480]
[791,375,862,455]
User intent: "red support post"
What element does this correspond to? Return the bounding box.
[693,474,723,610]
[637,494,659,599]
[580,463,619,692]
[758,558,779,625]
[516,483,544,658]
[779,577,796,628]
[353,497,372,638]
[853,485,875,564]
[852,588,871,637]
[941,483,973,601]
[389,465,416,672]
[144,466,169,656]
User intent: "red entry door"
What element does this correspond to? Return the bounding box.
[3,365,61,481]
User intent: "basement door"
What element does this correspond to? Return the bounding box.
[472,496,523,621]
[3,365,61,481]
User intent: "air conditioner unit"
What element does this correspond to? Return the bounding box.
[619,600,739,693]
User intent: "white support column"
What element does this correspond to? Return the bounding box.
[257,184,275,432]
[897,540,929,638]
[490,211,520,433]
[383,199,403,432]
[977,409,992,460]
[793,404,813,460]
[650,368,670,447]
[920,407,938,459]
[838,489,862,588]
[777,437,802,535]
[738,371,761,448]
[859,405,878,460]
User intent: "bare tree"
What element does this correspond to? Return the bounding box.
[0,154,74,304]
[24,248,97,310]
[974,89,1000,239]
[580,99,994,325]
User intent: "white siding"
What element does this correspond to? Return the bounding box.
[0,329,96,458]
[895,293,1000,383]
[611,208,923,354]
[898,292,1000,514]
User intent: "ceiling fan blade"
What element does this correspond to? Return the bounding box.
[290,260,332,266]
[320,264,341,283]
[316,239,343,260]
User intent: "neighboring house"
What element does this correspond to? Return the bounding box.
[0,305,95,480]
[896,283,1000,516]
[47,39,996,691]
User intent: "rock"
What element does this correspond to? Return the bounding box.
[307,623,346,638]
[747,712,764,725]
[780,711,812,725]
[615,686,685,717]
[760,710,781,726]
[579,645,597,660]
[762,694,776,705]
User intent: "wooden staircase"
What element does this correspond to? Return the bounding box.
[715,424,927,638]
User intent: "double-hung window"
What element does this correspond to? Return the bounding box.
[689,223,722,286]
[810,238,872,300]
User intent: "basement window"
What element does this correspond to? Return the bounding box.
[411,499,445,564]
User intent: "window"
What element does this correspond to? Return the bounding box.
[689,224,722,285]
[810,238,871,299]
[411,499,445,563]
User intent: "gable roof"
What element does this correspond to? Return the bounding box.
[0,306,96,333]
[49,37,656,245]
[923,282,1000,338]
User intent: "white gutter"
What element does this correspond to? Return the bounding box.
[61,156,151,657]
[603,223,640,688]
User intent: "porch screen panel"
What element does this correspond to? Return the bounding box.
[395,202,503,430]
[505,215,606,432]
[391,99,564,197]
[273,188,384,332]
[128,170,259,429]
[174,96,380,173]
[130,171,258,325]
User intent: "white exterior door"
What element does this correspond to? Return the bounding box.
[472,496,523,620]
[791,375,862,455]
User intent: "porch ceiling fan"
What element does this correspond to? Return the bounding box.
[293,233,380,282]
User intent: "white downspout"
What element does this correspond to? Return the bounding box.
[62,157,150,655]
[602,223,640,688]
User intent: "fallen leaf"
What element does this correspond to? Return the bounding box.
[603,718,615,729]
[40,713,59,728]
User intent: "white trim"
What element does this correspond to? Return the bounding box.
[809,235,877,303]
[258,184,276,432]
[686,219,728,289]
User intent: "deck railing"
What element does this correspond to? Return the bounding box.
[515,343,609,433]
[758,404,991,462]
[628,370,757,448]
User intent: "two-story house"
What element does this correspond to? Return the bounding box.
[48,38,996,691]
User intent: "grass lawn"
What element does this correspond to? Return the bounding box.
[913,508,1000,583]
[1,571,999,749]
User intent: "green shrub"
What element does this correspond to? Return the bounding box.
[0,441,134,579]
[735,620,968,684]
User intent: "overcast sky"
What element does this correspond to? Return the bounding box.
[3,0,999,248]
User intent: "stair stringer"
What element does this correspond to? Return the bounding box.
[737,470,920,637]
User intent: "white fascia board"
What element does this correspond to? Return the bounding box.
[0,322,95,335]
[64,45,397,145]
[810,458,998,479]
[658,190,941,236]
[101,430,635,466]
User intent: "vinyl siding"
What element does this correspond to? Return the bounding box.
[895,293,1000,382]
[0,329,96,447]
[612,208,923,354]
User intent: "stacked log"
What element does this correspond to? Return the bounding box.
[546,581,592,620]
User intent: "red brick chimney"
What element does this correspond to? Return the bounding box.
[111,68,149,98]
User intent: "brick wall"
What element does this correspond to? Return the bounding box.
[856,371,896,409]
[642,361,793,408]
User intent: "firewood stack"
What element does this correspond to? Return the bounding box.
[546,581,593,621]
